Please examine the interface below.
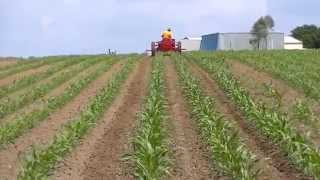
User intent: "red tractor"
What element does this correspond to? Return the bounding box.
[150,38,182,56]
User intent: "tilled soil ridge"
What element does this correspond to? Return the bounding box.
[188,61,309,180]
[0,61,123,179]
[54,58,151,180]
[164,58,214,180]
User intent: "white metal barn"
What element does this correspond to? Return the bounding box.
[284,36,303,50]
[180,37,201,51]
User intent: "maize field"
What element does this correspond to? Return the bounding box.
[0,50,320,179]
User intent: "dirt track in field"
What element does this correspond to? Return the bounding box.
[0,61,123,179]
[164,58,215,180]
[0,64,50,87]
[188,61,309,180]
[226,60,320,145]
[54,58,150,180]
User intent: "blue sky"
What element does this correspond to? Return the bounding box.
[0,0,319,57]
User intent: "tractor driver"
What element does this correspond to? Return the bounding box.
[162,28,172,40]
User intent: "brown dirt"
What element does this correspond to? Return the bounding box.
[163,58,215,180]
[188,61,310,180]
[0,60,17,68]
[0,64,50,87]
[0,62,106,126]
[53,57,151,180]
[0,61,124,179]
[226,60,320,145]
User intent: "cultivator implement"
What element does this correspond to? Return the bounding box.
[148,39,182,56]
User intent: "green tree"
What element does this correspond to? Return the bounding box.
[291,25,320,49]
[250,15,275,49]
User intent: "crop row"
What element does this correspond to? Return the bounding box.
[0,56,85,99]
[0,58,25,72]
[203,50,320,100]
[0,58,116,146]
[0,59,39,73]
[0,57,65,79]
[0,57,103,119]
[174,55,256,179]
[18,57,137,179]
[189,53,320,178]
[127,56,169,179]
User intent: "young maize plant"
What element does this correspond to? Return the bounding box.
[18,57,137,179]
[292,99,317,125]
[0,58,116,146]
[126,56,169,180]
[190,54,320,178]
[0,57,102,119]
[0,56,85,99]
[174,55,257,180]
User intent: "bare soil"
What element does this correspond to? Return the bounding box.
[188,61,310,180]
[226,60,320,145]
[54,58,151,180]
[164,58,214,180]
[0,61,123,179]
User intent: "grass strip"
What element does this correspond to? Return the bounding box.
[18,57,137,179]
[190,54,320,178]
[0,58,116,146]
[174,55,256,179]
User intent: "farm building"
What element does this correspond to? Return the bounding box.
[284,36,303,50]
[200,32,284,51]
[180,37,201,51]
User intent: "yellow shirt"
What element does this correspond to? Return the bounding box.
[162,31,172,39]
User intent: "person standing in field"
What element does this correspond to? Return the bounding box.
[162,28,172,40]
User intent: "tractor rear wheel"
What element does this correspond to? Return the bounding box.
[151,42,156,56]
[177,41,182,54]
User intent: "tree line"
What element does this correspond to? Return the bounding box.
[291,25,320,49]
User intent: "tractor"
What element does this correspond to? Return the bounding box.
[150,38,182,56]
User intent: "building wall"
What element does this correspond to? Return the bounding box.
[284,43,303,50]
[200,33,219,51]
[180,39,201,51]
[200,33,284,51]
[219,33,253,50]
